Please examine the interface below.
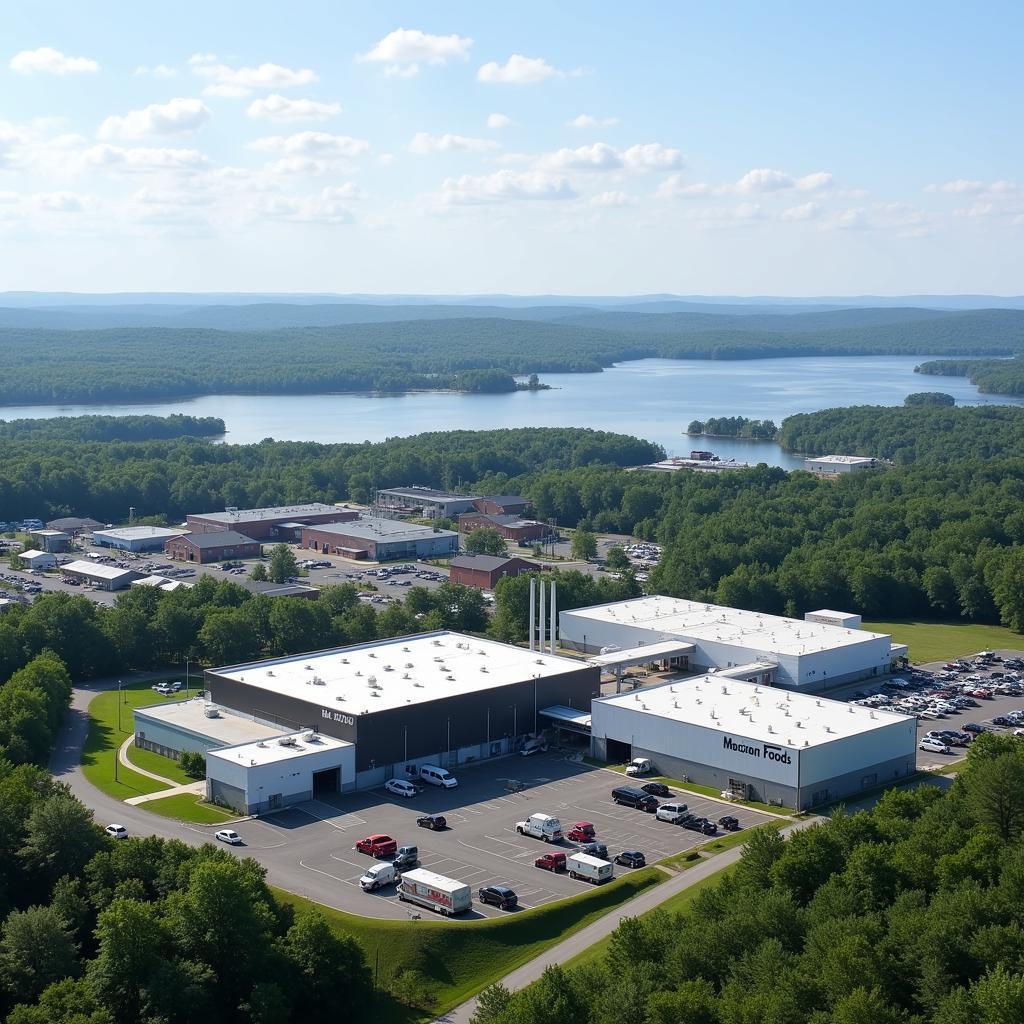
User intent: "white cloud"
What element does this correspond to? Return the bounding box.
[9,47,99,75]
[191,56,317,98]
[735,167,833,193]
[262,185,359,223]
[440,169,577,204]
[132,186,216,207]
[81,144,210,172]
[408,132,499,155]
[250,131,370,160]
[568,114,619,128]
[477,54,561,84]
[134,64,177,78]
[97,98,210,140]
[781,201,820,221]
[926,178,1018,196]
[540,142,682,174]
[33,191,86,212]
[656,174,716,199]
[590,190,636,207]
[246,95,341,122]
[487,113,513,129]
[359,28,472,77]
[622,143,683,172]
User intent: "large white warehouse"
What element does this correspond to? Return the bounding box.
[560,595,907,692]
[591,675,917,810]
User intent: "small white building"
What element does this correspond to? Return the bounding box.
[18,549,56,569]
[805,609,862,629]
[61,559,140,591]
[591,675,917,809]
[804,455,877,475]
[91,525,188,552]
[206,729,355,815]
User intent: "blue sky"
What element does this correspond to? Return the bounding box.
[1,1,1021,294]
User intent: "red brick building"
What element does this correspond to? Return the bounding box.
[165,530,262,564]
[470,495,532,516]
[458,512,550,543]
[449,554,538,590]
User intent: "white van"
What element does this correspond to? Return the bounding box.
[419,765,458,788]
[360,862,399,892]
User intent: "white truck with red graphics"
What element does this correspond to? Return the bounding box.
[397,868,473,916]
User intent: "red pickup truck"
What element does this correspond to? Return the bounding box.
[355,834,397,858]
[535,852,567,872]
[566,821,596,842]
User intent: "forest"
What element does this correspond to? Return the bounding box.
[686,416,778,439]
[474,736,1024,1024]
[0,415,224,442]
[917,355,1024,396]
[1,305,1022,402]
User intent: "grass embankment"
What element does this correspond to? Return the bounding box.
[658,820,786,872]
[143,793,236,824]
[275,867,663,1022]
[863,619,1024,663]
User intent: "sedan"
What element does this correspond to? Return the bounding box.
[962,722,987,733]
[416,814,447,831]
[385,779,419,799]
[614,850,647,868]
[215,829,242,845]
[104,823,128,840]
[641,782,671,797]
[478,885,518,910]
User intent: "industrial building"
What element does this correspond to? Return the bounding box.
[376,487,530,520]
[134,696,282,758]
[805,455,878,475]
[203,631,599,790]
[91,526,188,552]
[61,559,140,590]
[301,517,459,562]
[449,554,537,590]
[805,609,863,629]
[590,675,917,809]
[458,512,551,544]
[165,530,261,564]
[18,549,56,569]
[28,529,71,553]
[186,503,357,540]
[46,516,105,536]
[470,495,532,516]
[560,596,906,693]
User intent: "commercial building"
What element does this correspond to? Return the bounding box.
[471,495,532,516]
[29,530,71,553]
[165,530,261,564]
[560,596,906,693]
[590,675,917,810]
[46,516,105,535]
[805,455,877,475]
[204,631,599,790]
[61,559,140,591]
[375,487,529,519]
[134,696,282,758]
[301,517,459,562]
[186,503,357,540]
[18,549,56,570]
[449,554,537,590]
[458,513,551,544]
[91,526,188,552]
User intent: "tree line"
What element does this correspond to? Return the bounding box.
[474,732,1024,1024]
[686,416,778,439]
[0,415,224,443]
[917,355,1024,396]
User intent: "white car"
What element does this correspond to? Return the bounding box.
[385,778,419,799]
[919,738,951,754]
[104,824,128,839]
[655,802,689,824]
[214,829,242,845]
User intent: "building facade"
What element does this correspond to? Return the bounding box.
[91,526,188,552]
[301,517,459,562]
[449,554,537,589]
[165,530,262,563]
[458,512,550,543]
[186,503,356,540]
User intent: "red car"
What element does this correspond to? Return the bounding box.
[566,821,596,842]
[535,852,567,872]
[355,834,397,858]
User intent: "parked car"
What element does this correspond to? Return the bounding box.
[625,757,653,776]
[566,821,596,842]
[478,885,518,910]
[360,863,399,891]
[641,781,671,797]
[655,802,689,824]
[577,841,609,860]
[214,829,242,845]
[683,817,717,835]
[104,824,128,840]
[919,738,951,754]
[355,834,397,858]
[534,852,567,872]
[718,815,741,831]
[962,722,987,733]
[519,738,548,757]
[416,814,447,831]
[611,785,659,812]
[385,779,419,799]
[394,845,419,869]
[614,850,646,868]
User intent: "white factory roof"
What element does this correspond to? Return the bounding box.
[62,559,137,581]
[563,596,891,657]
[134,697,284,746]
[213,631,584,716]
[306,517,458,543]
[596,675,912,747]
[805,455,876,466]
[18,549,51,560]
[92,526,187,541]
[207,729,352,767]
[194,503,343,525]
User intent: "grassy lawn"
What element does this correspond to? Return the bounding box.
[126,743,192,785]
[658,820,786,873]
[274,867,663,1022]
[82,677,185,800]
[142,793,237,824]
[863,619,1024,663]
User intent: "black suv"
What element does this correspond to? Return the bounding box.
[478,885,517,910]
[578,841,610,860]
[718,815,741,831]
[614,850,647,868]
[611,786,659,812]
[416,814,447,831]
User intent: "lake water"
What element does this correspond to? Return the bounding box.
[3,355,1020,469]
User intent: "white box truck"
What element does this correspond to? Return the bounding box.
[397,868,473,916]
[515,812,563,842]
[567,852,613,885]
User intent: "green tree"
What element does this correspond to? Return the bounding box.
[471,983,514,1024]
[19,794,104,890]
[268,544,299,584]
[198,608,260,665]
[178,750,206,779]
[570,529,598,561]
[961,746,1024,841]
[250,561,268,582]
[604,545,630,571]
[465,528,508,556]
[6,977,113,1024]
[0,904,79,1003]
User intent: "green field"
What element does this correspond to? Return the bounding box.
[274,867,663,1022]
[142,793,236,824]
[658,820,786,872]
[863,619,1024,663]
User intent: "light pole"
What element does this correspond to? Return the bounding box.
[533,675,538,734]
[117,679,122,732]
[185,657,190,697]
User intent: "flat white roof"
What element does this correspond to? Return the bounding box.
[30,529,68,537]
[588,639,695,668]
[213,631,585,716]
[540,705,592,728]
[19,549,51,559]
[806,455,875,465]
[93,526,187,540]
[306,517,458,543]
[207,729,352,767]
[134,697,284,746]
[563,596,891,657]
[62,559,137,580]
[596,675,912,747]
[806,609,858,619]
[193,503,343,525]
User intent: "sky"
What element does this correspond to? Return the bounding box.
[1,1,1022,296]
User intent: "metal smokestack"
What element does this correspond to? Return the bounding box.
[549,578,557,655]
[528,577,536,652]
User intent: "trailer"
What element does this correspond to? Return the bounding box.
[397,868,473,917]
[567,852,614,885]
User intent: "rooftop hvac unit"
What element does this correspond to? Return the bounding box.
[305,664,313,671]
[341,658,349,664]
[402,646,410,652]
[335,695,345,702]
[535,659,544,665]
[277,736,295,746]
[368,652,376,658]
[303,731,317,742]
[403,672,410,679]
[266,670,274,677]
[204,705,220,718]
[480,666,488,673]
[368,675,377,683]
[312,676,326,685]
[433,656,443,662]
[256,741,267,748]
[406,662,414,669]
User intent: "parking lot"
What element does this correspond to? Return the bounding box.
[216,753,776,920]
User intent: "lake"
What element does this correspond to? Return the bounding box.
[2,355,1020,469]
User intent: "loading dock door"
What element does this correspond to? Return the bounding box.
[313,767,340,795]
[606,738,632,764]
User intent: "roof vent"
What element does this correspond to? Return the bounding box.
[413,682,423,687]
[403,672,410,680]
[402,646,410,652]
[848,705,854,713]
[303,731,317,742]
[641,703,648,710]
[266,670,274,677]
[673,700,678,708]
[341,658,348,664]
[803,739,809,747]
[335,695,345,702]
[405,662,414,669]
[371,691,380,697]
[355,669,362,677]
[796,720,802,728]
[384,664,393,672]
[478,649,487,655]
[768,725,774,734]
[305,665,313,671]
[256,741,267,748]
[870,711,876,719]
[446,675,455,681]
[368,652,376,658]
[432,639,442,646]
[433,656,443,662]
[816,700,822,706]
[535,659,545,665]
[480,666,488,673]
[367,675,377,684]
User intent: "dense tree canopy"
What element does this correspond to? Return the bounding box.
[918,354,1024,396]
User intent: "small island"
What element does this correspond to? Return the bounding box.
[686,415,778,440]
